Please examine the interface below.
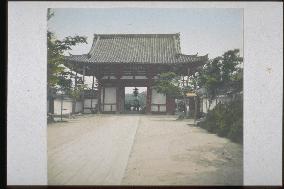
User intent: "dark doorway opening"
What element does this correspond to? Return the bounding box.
[124,87,147,114]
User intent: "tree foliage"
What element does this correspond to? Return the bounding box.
[47,8,88,96]
[125,91,147,112]
[153,72,183,98]
[195,49,243,101]
[153,49,243,115]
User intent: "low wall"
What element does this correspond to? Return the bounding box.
[47,98,97,115]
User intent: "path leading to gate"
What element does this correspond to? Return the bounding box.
[48,115,140,185]
[48,115,243,185]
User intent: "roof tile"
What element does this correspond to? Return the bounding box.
[66,34,208,64]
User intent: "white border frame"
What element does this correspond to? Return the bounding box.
[8,2,283,185]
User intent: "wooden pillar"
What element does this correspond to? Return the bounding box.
[72,71,78,114]
[97,79,102,113]
[102,86,105,112]
[116,78,122,114]
[121,86,125,113]
[90,75,95,113]
[146,65,156,114]
[146,78,153,114]
[166,95,175,115]
[82,65,86,113]
[115,65,123,114]
[95,65,103,114]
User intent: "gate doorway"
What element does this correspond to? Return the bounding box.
[124,87,147,114]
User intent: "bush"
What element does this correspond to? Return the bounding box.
[197,96,243,144]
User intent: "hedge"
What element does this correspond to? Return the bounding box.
[197,96,243,144]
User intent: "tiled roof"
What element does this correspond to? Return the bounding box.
[65,33,208,64]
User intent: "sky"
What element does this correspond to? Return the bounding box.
[48,8,243,93]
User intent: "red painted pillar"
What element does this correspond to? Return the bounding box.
[166,95,175,115]
[116,79,121,114]
[146,65,156,114]
[146,78,153,114]
[146,86,152,114]
[97,80,102,113]
[115,65,123,114]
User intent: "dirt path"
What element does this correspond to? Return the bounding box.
[48,115,242,185]
[122,115,243,185]
[48,115,140,185]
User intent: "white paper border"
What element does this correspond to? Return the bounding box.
[8,1,283,185]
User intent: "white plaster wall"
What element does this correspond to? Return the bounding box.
[104,104,116,111]
[121,76,133,79]
[84,99,98,113]
[135,76,147,79]
[84,99,98,108]
[103,87,116,111]
[201,96,235,114]
[151,89,166,104]
[159,105,166,112]
[75,101,83,113]
[151,105,166,112]
[102,76,116,79]
[151,89,166,112]
[151,105,158,112]
[53,99,72,115]
[104,87,116,103]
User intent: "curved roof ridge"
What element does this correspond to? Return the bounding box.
[93,33,180,38]
[65,33,208,65]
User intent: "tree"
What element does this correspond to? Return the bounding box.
[153,72,188,116]
[153,49,243,116]
[153,72,183,98]
[196,57,223,108]
[194,49,243,110]
[47,8,88,114]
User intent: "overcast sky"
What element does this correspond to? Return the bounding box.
[48,8,243,93]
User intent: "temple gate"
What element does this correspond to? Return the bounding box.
[64,33,208,114]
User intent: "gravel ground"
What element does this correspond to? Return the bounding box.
[122,115,243,185]
[48,114,243,185]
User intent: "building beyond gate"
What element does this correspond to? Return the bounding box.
[65,33,208,114]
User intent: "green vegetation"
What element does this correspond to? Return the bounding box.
[47,8,88,114]
[195,49,243,144]
[153,49,243,143]
[153,72,183,98]
[195,49,243,108]
[197,96,243,144]
[125,91,146,112]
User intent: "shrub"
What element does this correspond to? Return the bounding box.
[227,118,243,144]
[197,96,243,144]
